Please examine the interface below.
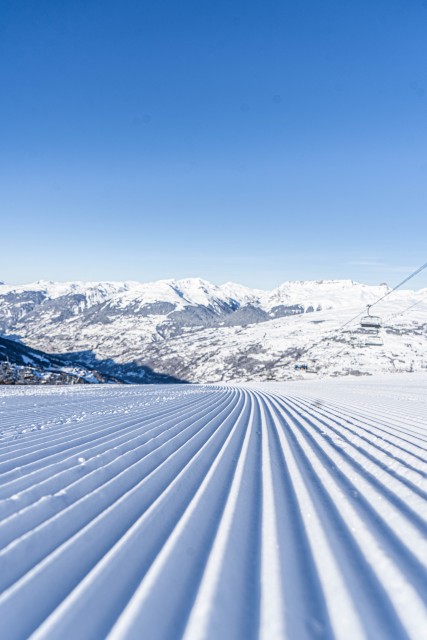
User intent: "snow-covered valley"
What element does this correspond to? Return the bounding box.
[1,278,427,383]
[0,375,426,639]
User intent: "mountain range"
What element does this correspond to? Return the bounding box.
[1,278,426,383]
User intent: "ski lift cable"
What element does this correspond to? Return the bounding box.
[367,260,427,311]
[318,280,427,368]
[293,259,427,363]
[338,260,427,332]
[385,292,427,322]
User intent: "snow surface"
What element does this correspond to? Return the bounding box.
[0,375,426,639]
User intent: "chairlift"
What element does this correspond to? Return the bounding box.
[360,305,382,329]
[363,334,383,347]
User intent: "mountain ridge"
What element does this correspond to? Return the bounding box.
[1,278,426,382]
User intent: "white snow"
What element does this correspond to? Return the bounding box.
[0,375,426,639]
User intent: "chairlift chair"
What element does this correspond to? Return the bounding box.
[364,334,383,347]
[360,305,382,329]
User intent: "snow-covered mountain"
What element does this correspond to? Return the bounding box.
[1,278,426,382]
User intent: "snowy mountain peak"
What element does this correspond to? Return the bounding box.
[1,276,426,383]
[168,278,226,305]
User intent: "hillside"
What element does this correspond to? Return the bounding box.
[1,278,426,382]
[0,335,116,385]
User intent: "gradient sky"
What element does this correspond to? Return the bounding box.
[1,0,427,289]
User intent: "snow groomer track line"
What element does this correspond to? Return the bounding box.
[0,380,426,640]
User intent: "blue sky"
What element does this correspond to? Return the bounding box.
[1,0,426,289]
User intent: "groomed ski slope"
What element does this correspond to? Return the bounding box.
[0,376,426,640]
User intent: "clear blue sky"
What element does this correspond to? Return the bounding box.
[1,0,426,289]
